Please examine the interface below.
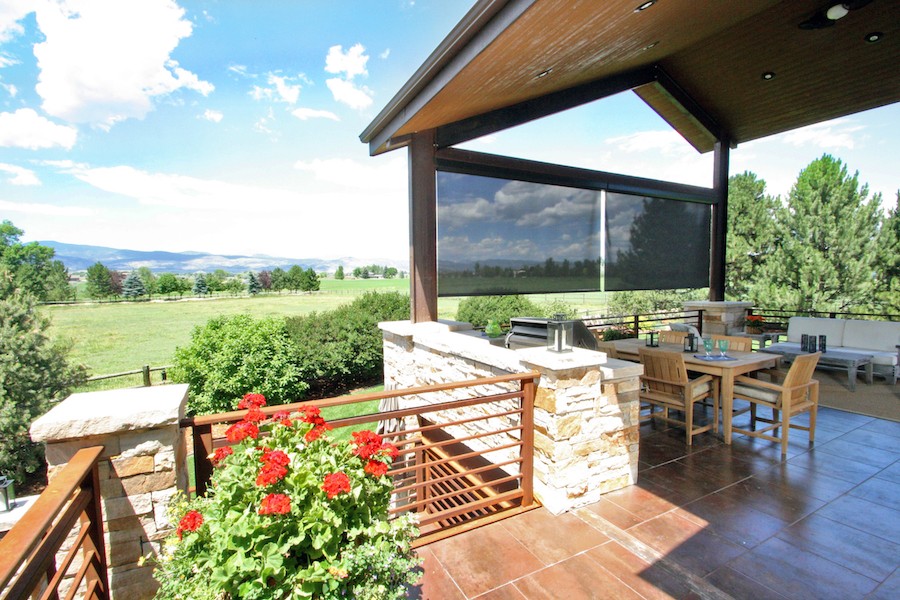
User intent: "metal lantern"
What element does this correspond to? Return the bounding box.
[547,314,574,353]
[818,335,827,353]
[684,333,697,353]
[646,331,659,347]
[0,475,13,512]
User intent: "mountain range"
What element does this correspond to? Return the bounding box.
[38,241,405,275]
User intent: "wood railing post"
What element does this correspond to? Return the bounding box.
[142,364,151,387]
[87,452,110,599]
[193,423,214,497]
[520,376,535,507]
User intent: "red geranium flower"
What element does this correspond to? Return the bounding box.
[238,393,267,409]
[225,421,259,443]
[272,411,293,427]
[259,493,291,515]
[304,424,331,443]
[380,443,399,460]
[243,407,266,423]
[322,472,351,499]
[351,430,383,460]
[297,405,322,423]
[176,510,203,540]
[256,462,288,487]
[260,449,290,467]
[364,460,388,478]
[210,446,233,466]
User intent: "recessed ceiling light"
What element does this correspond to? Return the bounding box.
[826,3,850,20]
[634,1,656,13]
[535,68,553,79]
[761,72,776,81]
[642,41,660,51]
[865,31,883,43]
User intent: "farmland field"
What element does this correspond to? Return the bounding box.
[42,279,610,381]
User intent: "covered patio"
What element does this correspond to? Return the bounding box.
[409,386,899,599]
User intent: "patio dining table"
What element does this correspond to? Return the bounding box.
[611,338,780,444]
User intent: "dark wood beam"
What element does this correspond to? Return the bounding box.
[435,66,657,149]
[710,138,730,301]
[435,147,716,204]
[409,130,439,323]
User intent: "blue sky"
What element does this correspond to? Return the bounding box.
[1,0,897,262]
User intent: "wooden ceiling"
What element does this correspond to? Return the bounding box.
[362,0,900,155]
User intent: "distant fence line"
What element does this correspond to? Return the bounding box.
[86,365,173,387]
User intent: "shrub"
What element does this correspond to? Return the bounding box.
[153,394,420,600]
[455,295,542,329]
[285,292,409,396]
[0,293,85,483]
[170,315,308,415]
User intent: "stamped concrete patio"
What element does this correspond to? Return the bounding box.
[407,379,899,600]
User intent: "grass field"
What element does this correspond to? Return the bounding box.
[43,279,610,381]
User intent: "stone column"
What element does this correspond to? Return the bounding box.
[30,385,189,600]
[380,320,642,514]
[684,300,753,335]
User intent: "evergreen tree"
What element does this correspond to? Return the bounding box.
[247,272,261,295]
[299,267,319,292]
[756,155,883,313]
[270,267,286,292]
[193,273,209,296]
[724,172,779,300]
[86,262,114,299]
[287,265,304,291]
[335,265,344,280]
[875,197,900,312]
[121,271,146,299]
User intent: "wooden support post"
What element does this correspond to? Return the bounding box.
[408,130,438,323]
[520,377,535,507]
[193,424,214,497]
[142,365,151,387]
[710,139,730,301]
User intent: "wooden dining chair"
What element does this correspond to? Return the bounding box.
[638,348,719,445]
[659,330,688,345]
[730,352,821,456]
[594,341,619,359]
[710,334,753,353]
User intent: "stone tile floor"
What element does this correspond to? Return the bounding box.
[406,403,900,599]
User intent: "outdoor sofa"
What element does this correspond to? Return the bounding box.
[765,316,899,385]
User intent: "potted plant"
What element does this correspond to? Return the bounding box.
[153,393,420,600]
[744,314,766,334]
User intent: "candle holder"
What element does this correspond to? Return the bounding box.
[547,314,574,353]
[646,331,659,347]
[683,333,697,353]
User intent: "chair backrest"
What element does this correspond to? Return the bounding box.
[595,341,619,359]
[783,352,821,390]
[659,330,688,345]
[639,348,688,395]
[711,334,753,353]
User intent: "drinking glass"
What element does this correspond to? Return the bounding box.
[702,337,713,356]
[717,339,729,356]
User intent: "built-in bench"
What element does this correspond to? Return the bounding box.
[765,316,899,385]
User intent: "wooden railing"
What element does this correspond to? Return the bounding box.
[182,372,539,545]
[582,308,704,339]
[0,446,108,600]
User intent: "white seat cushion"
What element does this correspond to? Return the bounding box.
[840,347,898,367]
[787,317,846,345]
[842,319,900,354]
[733,382,779,404]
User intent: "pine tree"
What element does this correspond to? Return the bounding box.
[86,262,114,299]
[725,172,779,300]
[875,197,900,312]
[247,272,261,295]
[335,265,344,280]
[757,155,883,312]
[193,273,209,296]
[121,271,146,299]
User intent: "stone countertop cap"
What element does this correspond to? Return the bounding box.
[379,319,474,336]
[30,384,189,443]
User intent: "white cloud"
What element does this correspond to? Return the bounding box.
[325,43,368,78]
[379,48,390,60]
[0,163,40,185]
[0,0,31,42]
[326,78,373,110]
[0,199,92,216]
[0,81,16,97]
[781,119,863,150]
[0,108,77,149]
[294,156,405,191]
[251,73,303,104]
[605,129,689,154]
[228,64,252,78]
[33,0,212,127]
[324,43,373,110]
[53,163,304,211]
[0,51,19,68]
[201,109,223,123]
[291,107,339,121]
